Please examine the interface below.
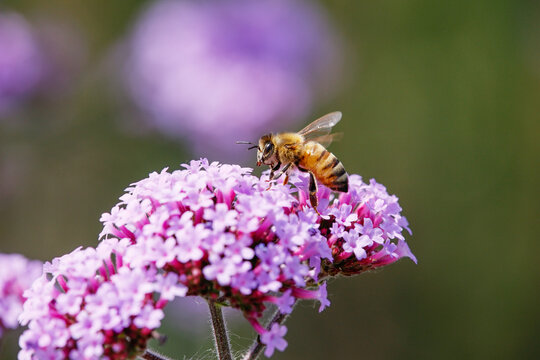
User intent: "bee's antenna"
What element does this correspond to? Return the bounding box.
[236,141,258,150]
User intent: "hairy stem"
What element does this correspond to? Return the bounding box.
[208,299,233,360]
[141,349,170,360]
[242,300,298,360]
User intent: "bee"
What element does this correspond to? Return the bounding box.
[237,111,348,214]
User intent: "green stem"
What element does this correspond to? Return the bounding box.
[208,299,233,360]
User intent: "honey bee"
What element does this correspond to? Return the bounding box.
[237,111,348,214]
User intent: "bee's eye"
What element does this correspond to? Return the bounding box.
[264,142,274,155]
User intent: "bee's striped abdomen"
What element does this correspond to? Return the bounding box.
[329,161,348,192]
[300,141,348,193]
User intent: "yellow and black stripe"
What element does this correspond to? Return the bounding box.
[300,142,348,193]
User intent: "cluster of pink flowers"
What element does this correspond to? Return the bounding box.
[0,253,42,338]
[18,241,186,359]
[18,159,415,359]
[294,175,417,277]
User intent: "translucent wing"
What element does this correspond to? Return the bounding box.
[298,111,342,140]
[309,132,343,147]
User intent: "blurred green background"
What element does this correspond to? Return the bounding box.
[1,0,539,359]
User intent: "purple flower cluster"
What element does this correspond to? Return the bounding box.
[18,241,186,359]
[0,253,42,338]
[123,0,339,159]
[98,160,331,329]
[0,12,45,115]
[292,175,417,277]
[18,159,415,358]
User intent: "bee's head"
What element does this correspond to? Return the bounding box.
[257,134,275,166]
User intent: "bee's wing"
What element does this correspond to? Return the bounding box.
[298,111,343,140]
[309,132,343,147]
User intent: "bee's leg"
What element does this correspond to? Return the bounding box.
[308,171,321,215]
[266,162,281,190]
[281,163,294,185]
[268,163,281,180]
[271,163,291,185]
[268,168,275,181]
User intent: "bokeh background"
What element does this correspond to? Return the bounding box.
[1,0,539,359]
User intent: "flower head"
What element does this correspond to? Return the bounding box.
[99,160,330,320]
[291,174,417,277]
[0,253,42,338]
[18,240,181,359]
[19,159,415,358]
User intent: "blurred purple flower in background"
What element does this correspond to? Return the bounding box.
[0,12,46,116]
[0,253,42,338]
[123,0,340,159]
[0,11,86,118]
